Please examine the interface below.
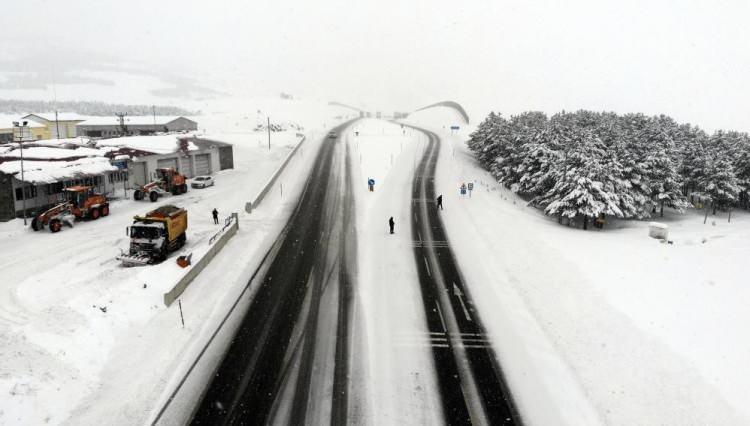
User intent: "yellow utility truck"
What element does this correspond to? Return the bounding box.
[118,205,188,266]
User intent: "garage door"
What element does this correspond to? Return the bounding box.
[180,156,193,178]
[157,158,178,171]
[194,154,211,176]
[131,162,148,186]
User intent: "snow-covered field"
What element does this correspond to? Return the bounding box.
[0,98,350,425]
[406,109,750,425]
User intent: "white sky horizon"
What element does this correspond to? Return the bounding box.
[1,0,748,132]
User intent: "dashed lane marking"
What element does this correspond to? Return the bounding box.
[435,300,447,332]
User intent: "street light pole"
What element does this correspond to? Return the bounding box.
[13,121,28,225]
[267,117,271,150]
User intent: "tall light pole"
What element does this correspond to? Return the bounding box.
[54,110,61,139]
[12,121,29,225]
[267,117,271,150]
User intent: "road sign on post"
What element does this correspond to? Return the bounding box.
[467,182,473,197]
[460,183,467,196]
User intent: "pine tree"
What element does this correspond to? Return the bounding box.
[537,130,623,229]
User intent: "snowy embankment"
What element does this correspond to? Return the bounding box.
[345,119,444,424]
[405,109,750,425]
[0,98,353,425]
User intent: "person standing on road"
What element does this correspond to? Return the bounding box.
[437,195,443,210]
[212,208,219,225]
[389,216,395,234]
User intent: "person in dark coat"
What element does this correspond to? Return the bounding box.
[212,208,219,225]
[437,195,443,210]
[389,216,395,234]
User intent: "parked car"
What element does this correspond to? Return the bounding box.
[191,175,215,189]
[328,131,338,138]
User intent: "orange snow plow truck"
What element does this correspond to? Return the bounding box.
[117,205,188,266]
[31,186,110,233]
[133,168,188,202]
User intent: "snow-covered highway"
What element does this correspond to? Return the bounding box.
[190,121,357,424]
[183,119,519,425]
[409,127,518,424]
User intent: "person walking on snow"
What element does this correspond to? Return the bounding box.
[212,208,219,225]
[389,217,395,234]
[437,195,443,210]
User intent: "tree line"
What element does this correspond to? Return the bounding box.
[467,110,749,229]
[0,99,195,116]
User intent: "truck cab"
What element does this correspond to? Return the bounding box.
[119,205,188,265]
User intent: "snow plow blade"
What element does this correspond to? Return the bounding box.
[117,254,151,266]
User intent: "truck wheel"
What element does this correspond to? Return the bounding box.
[134,190,143,201]
[149,191,159,202]
[90,208,100,220]
[49,219,62,233]
[181,184,188,194]
[31,217,40,231]
[177,233,186,248]
[101,205,109,217]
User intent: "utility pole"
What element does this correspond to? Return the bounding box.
[116,112,127,136]
[267,117,271,150]
[152,105,157,127]
[54,110,61,139]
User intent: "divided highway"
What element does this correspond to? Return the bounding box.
[186,122,520,425]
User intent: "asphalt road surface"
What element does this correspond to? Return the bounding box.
[191,122,356,425]
[189,122,519,426]
[409,126,521,425]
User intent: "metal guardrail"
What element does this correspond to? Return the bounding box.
[208,215,235,245]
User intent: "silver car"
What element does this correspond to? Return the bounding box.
[191,175,215,189]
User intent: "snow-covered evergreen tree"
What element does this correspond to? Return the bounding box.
[536,130,624,228]
[467,108,750,228]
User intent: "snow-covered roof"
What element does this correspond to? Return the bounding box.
[0,146,101,160]
[0,156,117,183]
[29,137,92,147]
[77,116,194,126]
[95,135,198,155]
[0,115,46,130]
[23,112,88,122]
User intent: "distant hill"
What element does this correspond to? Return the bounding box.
[0,99,197,116]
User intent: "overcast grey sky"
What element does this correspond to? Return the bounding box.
[2,0,749,130]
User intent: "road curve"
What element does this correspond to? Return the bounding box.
[409,126,521,425]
